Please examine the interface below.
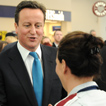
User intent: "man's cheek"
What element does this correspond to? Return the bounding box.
[36,28,44,36]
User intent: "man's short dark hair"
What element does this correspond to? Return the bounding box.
[15,1,46,25]
[6,32,17,37]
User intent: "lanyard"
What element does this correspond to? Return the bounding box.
[55,85,98,106]
[77,85,99,93]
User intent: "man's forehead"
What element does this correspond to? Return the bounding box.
[55,31,62,34]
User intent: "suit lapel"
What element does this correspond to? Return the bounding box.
[8,43,56,106]
[41,45,56,105]
[8,43,38,106]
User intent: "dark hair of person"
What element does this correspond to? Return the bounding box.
[6,32,17,37]
[15,0,46,25]
[58,31,104,77]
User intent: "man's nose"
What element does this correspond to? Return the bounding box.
[30,26,36,35]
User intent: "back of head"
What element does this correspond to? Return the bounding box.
[5,36,17,44]
[58,31,104,78]
[6,32,17,37]
[15,0,46,25]
[90,30,96,36]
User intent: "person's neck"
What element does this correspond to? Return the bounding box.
[54,41,59,45]
[53,42,58,47]
[66,76,93,95]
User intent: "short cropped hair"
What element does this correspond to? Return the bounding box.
[58,31,104,77]
[54,30,62,36]
[15,0,46,25]
[90,30,95,34]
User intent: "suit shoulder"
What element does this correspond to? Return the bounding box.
[41,45,57,52]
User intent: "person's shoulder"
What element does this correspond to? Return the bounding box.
[41,44,57,51]
[1,42,17,54]
[41,44,57,57]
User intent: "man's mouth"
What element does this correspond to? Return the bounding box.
[30,37,35,39]
[29,36,36,39]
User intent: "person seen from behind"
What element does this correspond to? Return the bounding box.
[49,31,106,106]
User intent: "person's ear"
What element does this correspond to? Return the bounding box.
[14,23,18,34]
[61,59,67,74]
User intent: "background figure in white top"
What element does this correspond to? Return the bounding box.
[49,31,106,106]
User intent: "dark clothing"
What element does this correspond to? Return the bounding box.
[0,42,66,106]
[95,45,106,91]
[52,42,57,48]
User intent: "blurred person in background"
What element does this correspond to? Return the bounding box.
[41,36,52,46]
[52,30,63,48]
[5,32,18,43]
[0,40,8,52]
[90,30,96,36]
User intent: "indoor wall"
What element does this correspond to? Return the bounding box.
[0,0,106,40]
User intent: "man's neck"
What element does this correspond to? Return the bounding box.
[54,42,59,47]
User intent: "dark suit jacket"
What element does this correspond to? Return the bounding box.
[0,42,66,106]
[95,45,106,91]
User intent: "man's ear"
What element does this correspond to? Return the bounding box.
[14,23,18,34]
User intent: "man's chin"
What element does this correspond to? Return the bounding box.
[28,44,39,51]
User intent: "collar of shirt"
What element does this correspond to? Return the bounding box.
[54,42,58,48]
[17,41,42,61]
[68,81,98,96]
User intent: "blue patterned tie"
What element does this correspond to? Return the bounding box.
[29,52,43,106]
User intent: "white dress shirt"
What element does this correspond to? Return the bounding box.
[17,41,43,84]
[54,42,58,48]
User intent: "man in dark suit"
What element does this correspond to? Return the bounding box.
[0,1,66,106]
[52,30,63,48]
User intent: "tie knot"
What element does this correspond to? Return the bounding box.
[29,52,38,59]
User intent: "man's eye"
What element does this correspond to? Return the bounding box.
[36,24,42,28]
[24,25,30,27]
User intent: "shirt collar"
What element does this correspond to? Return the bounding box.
[54,42,58,47]
[17,41,42,61]
[68,81,98,96]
